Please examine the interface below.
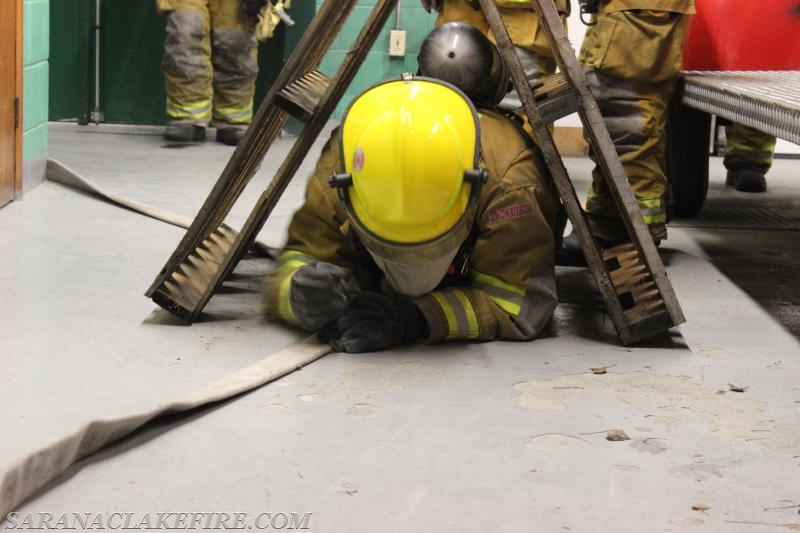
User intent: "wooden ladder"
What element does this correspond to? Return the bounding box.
[147,0,684,344]
[145,0,399,322]
[477,0,685,344]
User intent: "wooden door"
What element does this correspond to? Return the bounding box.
[0,0,22,207]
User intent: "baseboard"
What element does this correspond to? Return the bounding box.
[21,153,48,197]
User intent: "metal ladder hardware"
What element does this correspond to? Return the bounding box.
[476,0,684,344]
[145,0,400,323]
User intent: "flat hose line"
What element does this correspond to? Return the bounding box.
[0,338,331,516]
[0,160,325,515]
[44,159,278,258]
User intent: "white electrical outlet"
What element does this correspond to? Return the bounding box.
[389,29,406,57]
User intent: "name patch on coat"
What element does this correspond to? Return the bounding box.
[488,202,533,222]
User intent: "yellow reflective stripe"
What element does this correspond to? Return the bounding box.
[431,292,459,340]
[216,102,253,114]
[726,147,773,165]
[214,101,253,122]
[490,296,521,316]
[276,250,351,277]
[638,198,666,225]
[277,259,306,273]
[452,289,480,338]
[587,194,667,225]
[276,250,315,272]
[278,250,308,261]
[472,271,524,316]
[278,272,297,324]
[166,97,212,119]
[429,289,480,339]
[169,98,212,112]
[639,198,661,209]
[642,213,667,224]
[473,272,525,296]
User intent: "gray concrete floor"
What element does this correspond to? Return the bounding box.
[1,123,799,532]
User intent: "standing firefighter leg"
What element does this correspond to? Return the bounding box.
[579,3,694,243]
[724,123,776,192]
[158,0,214,142]
[582,71,675,243]
[209,0,258,146]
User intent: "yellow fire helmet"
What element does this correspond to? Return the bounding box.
[329,75,487,268]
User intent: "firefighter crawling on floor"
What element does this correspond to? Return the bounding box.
[264,24,560,353]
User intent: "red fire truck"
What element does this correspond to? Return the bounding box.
[668,0,800,216]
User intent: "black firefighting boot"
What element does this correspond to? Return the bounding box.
[216,127,246,146]
[163,121,206,143]
[726,165,767,193]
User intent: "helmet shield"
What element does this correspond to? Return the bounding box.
[333,77,484,296]
[367,246,461,298]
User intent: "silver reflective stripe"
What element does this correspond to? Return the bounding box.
[639,198,666,224]
[431,288,480,339]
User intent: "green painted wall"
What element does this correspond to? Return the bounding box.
[23,0,50,161]
[48,0,90,123]
[316,0,435,118]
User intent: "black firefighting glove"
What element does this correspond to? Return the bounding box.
[241,0,267,18]
[320,291,426,353]
[289,262,349,332]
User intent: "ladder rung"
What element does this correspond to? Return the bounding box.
[624,298,668,322]
[275,70,332,122]
[617,284,660,310]
[614,273,654,295]
[602,241,637,257]
[533,73,580,122]
[609,263,648,284]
